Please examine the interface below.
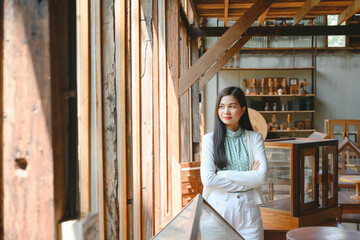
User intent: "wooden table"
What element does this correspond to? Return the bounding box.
[286,226,360,240]
[338,191,360,214]
[339,175,360,199]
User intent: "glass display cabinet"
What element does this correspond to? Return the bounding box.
[260,138,340,230]
[152,194,244,240]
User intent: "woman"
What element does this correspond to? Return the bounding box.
[200,86,268,240]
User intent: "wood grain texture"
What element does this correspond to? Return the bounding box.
[338,0,360,25]
[140,0,154,238]
[166,0,181,216]
[3,0,56,238]
[91,0,105,238]
[77,0,91,214]
[131,0,142,238]
[151,0,161,235]
[115,0,128,239]
[293,0,321,25]
[101,0,120,238]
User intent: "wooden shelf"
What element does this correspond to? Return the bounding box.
[221,67,315,71]
[269,129,316,133]
[259,111,315,114]
[246,94,315,97]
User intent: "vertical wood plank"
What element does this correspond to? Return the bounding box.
[91,0,105,238]
[77,0,91,214]
[125,0,134,238]
[158,0,168,225]
[190,39,200,144]
[101,0,119,238]
[166,0,181,214]
[180,23,191,163]
[131,0,142,238]
[152,0,161,234]
[140,0,154,238]
[3,0,55,238]
[115,0,128,239]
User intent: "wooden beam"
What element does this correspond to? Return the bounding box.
[77,0,91,214]
[258,7,269,26]
[166,0,181,216]
[191,24,360,37]
[152,0,161,234]
[188,0,200,26]
[224,0,229,27]
[131,0,142,239]
[91,0,104,238]
[178,0,275,97]
[338,0,360,25]
[102,0,120,238]
[116,0,127,239]
[293,0,321,25]
[199,36,251,90]
[140,0,154,238]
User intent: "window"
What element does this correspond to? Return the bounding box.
[327,15,345,47]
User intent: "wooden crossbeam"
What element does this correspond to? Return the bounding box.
[199,36,251,90]
[258,7,270,26]
[338,0,360,25]
[178,0,275,97]
[224,0,229,27]
[191,24,360,38]
[293,0,321,25]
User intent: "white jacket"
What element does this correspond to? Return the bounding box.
[200,130,268,205]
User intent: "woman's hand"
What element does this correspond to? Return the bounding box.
[252,160,260,170]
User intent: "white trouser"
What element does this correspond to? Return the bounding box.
[201,190,264,240]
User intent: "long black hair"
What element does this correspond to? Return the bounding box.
[213,87,253,169]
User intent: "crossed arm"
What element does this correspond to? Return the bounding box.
[200,132,268,192]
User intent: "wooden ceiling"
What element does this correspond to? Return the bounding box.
[192,0,360,25]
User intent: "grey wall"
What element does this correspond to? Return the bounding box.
[204,51,360,134]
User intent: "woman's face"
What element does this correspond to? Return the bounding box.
[218,95,246,131]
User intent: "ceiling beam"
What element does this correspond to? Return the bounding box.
[224,0,229,27]
[199,36,252,90]
[293,0,321,25]
[191,24,360,38]
[338,0,360,25]
[258,8,270,26]
[178,0,275,97]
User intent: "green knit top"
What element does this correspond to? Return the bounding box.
[223,127,250,171]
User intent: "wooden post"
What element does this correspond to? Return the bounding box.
[152,0,161,234]
[115,0,128,239]
[166,0,181,216]
[101,0,120,239]
[90,0,105,238]
[2,0,56,238]
[131,0,142,239]
[140,0,154,238]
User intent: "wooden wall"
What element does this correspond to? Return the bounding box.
[0,0,197,239]
[2,0,58,238]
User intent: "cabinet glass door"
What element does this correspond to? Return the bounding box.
[300,148,319,213]
[327,146,337,207]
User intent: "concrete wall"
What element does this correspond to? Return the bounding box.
[204,51,360,135]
